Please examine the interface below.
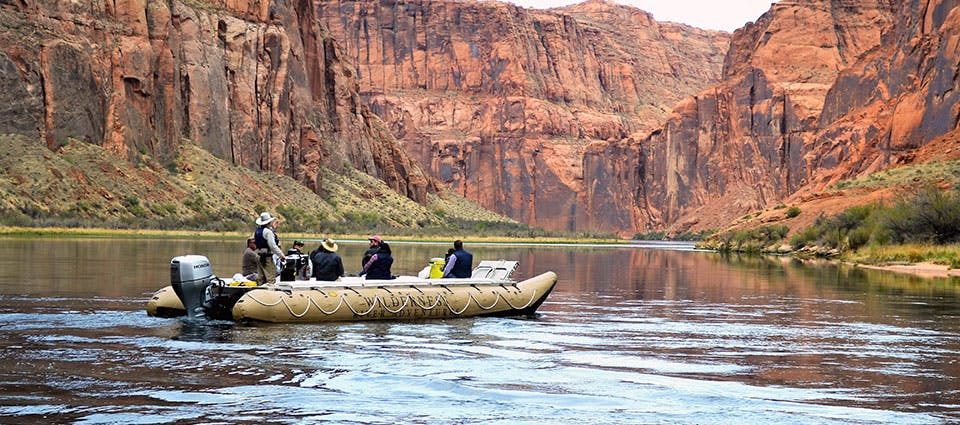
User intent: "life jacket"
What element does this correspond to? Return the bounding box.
[450,249,473,278]
[254,226,278,252]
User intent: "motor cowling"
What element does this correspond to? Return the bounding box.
[170,255,214,319]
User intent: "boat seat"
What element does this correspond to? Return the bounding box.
[471,260,518,280]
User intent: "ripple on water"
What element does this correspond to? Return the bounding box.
[0,291,955,424]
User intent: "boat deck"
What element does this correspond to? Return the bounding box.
[230,275,519,290]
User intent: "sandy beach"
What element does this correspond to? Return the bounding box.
[858,262,960,279]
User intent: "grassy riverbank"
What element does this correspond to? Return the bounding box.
[700,183,960,278]
[843,244,960,269]
[0,226,627,245]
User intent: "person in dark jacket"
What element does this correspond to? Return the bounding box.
[286,240,311,280]
[442,240,473,278]
[361,235,382,270]
[310,238,344,281]
[361,241,394,280]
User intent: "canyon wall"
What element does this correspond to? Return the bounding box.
[321,0,960,235]
[5,0,954,236]
[0,0,429,203]
[317,0,728,232]
[804,0,960,190]
[634,0,899,233]
[635,0,960,234]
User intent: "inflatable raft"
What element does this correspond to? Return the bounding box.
[147,255,558,323]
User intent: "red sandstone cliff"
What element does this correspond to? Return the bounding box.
[0,0,429,203]
[321,0,960,237]
[804,0,960,190]
[634,0,960,235]
[317,0,728,232]
[7,0,952,237]
[632,0,900,233]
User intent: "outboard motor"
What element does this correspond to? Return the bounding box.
[170,255,214,319]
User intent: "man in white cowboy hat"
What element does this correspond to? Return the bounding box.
[252,212,285,285]
[309,238,344,281]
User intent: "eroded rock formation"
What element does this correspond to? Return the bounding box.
[5,0,952,237]
[632,0,900,233]
[804,0,960,190]
[0,0,429,203]
[317,0,728,232]
[632,0,960,235]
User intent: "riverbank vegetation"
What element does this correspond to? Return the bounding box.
[790,184,960,266]
[0,225,624,245]
[632,229,716,241]
[0,135,614,241]
[703,183,960,268]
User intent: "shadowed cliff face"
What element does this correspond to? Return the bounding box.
[317,0,728,233]
[804,0,960,191]
[7,1,952,237]
[0,0,429,203]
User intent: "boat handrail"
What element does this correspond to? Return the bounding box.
[236,275,519,291]
[471,260,519,280]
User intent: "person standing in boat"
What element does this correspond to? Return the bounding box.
[442,240,473,278]
[253,212,285,285]
[310,238,344,281]
[242,237,259,281]
[360,241,394,279]
[361,235,382,271]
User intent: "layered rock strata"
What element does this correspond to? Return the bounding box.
[317,0,728,232]
[804,0,960,190]
[632,0,960,234]
[632,0,900,233]
[0,0,429,203]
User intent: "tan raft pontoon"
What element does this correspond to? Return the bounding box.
[147,257,558,323]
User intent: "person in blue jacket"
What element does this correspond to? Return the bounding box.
[252,212,284,285]
[442,240,473,278]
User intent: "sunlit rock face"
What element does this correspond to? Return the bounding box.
[631,0,902,233]
[8,0,953,236]
[802,0,960,193]
[317,0,728,233]
[0,0,429,202]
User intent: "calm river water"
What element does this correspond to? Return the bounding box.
[0,237,958,424]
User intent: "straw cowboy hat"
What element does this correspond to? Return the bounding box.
[255,212,278,226]
[321,238,339,252]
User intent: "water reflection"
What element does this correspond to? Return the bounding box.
[174,320,237,343]
[0,237,958,423]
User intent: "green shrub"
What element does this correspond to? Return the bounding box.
[790,184,960,255]
[634,231,666,240]
[717,225,789,253]
[876,184,960,244]
[673,229,716,241]
[786,206,801,218]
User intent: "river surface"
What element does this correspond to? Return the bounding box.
[0,237,958,424]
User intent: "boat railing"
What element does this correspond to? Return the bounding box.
[471,260,519,280]
[226,260,522,290]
